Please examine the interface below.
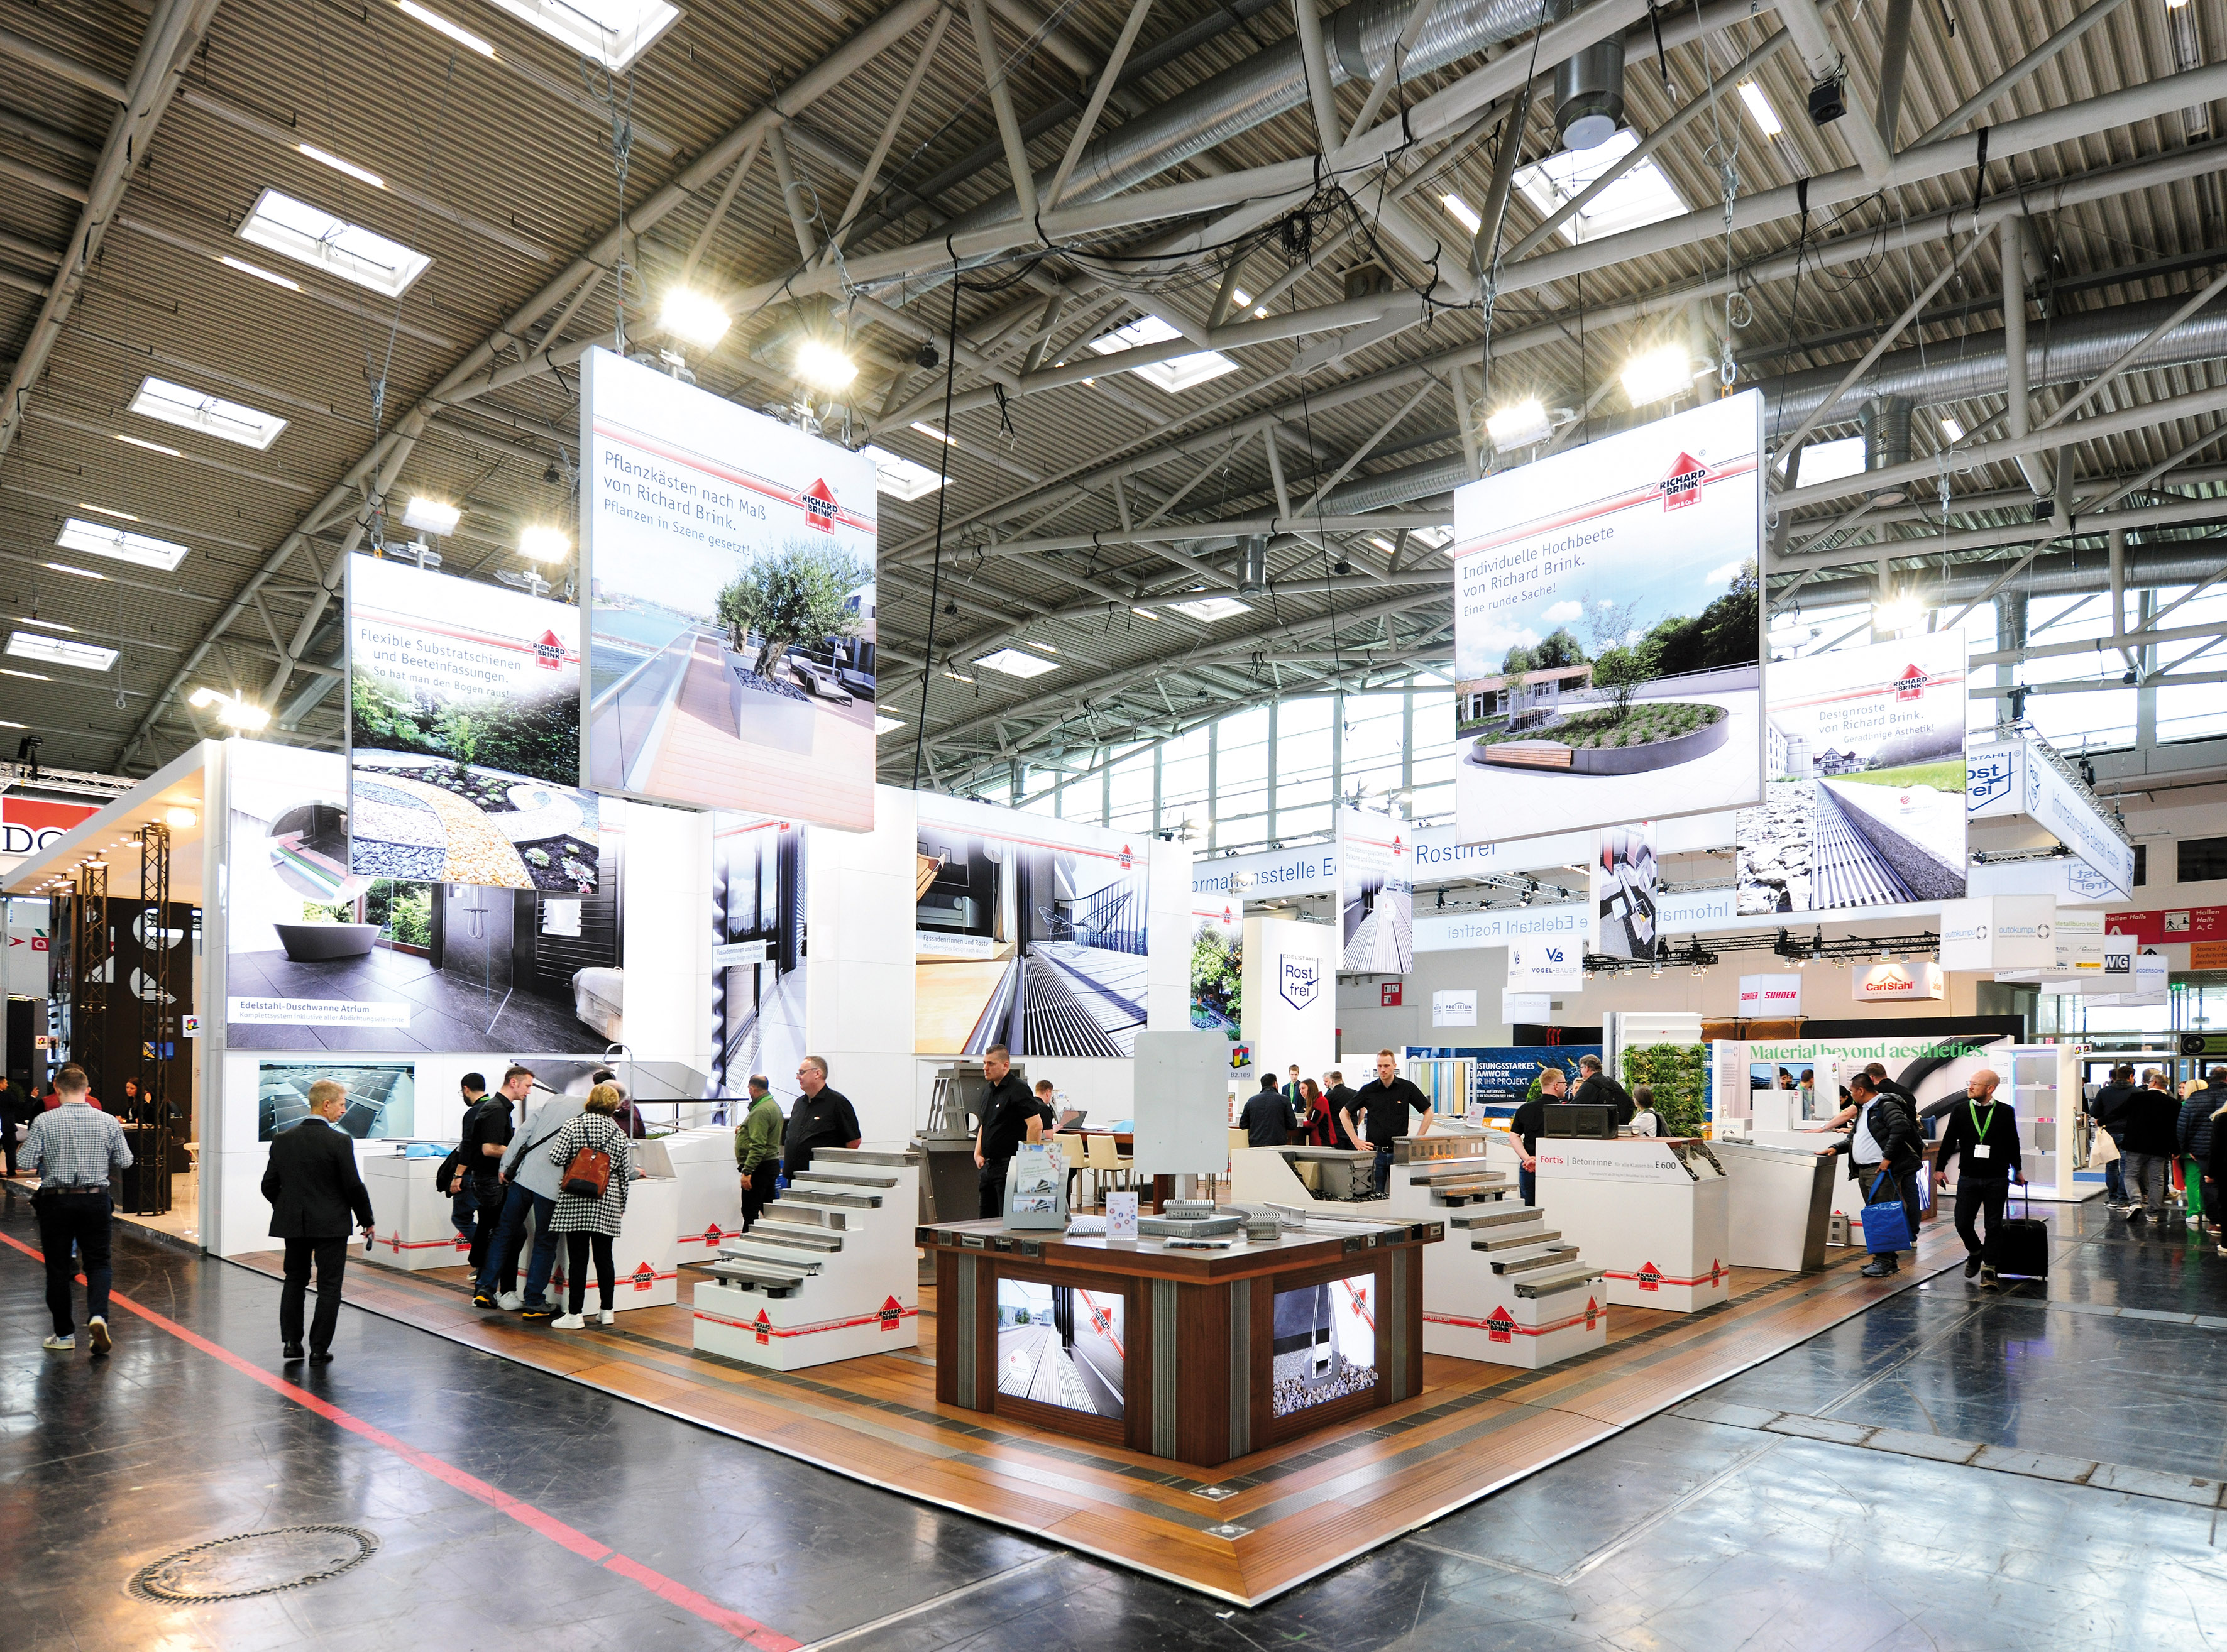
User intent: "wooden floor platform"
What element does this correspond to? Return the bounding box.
[232,1222,1960,1606]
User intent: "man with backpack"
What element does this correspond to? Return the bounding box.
[1571,1054,1636,1125]
[453,1073,509,1279]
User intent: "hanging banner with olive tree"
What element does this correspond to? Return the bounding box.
[578,347,879,829]
[1451,388,1766,846]
[347,555,603,892]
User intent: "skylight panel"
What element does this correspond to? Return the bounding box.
[862,444,947,502]
[56,518,189,572]
[8,631,118,672]
[481,0,678,69]
[975,647,1057,679]
[1087,314,1240,394]
[130,376,289,451]
[237,188,432,297]
[1797,435,1868,486]
[1512,129,1686,246]
[1169,596,1252,623]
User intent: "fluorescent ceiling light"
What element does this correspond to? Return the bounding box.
[1086,314,1238,393]
[872,715,904,736]
[1230,286,1268,319]
[297,143,386,190]
[1170,596,1251,623]
[793,337,858,391]
[1621,343,1695,406]
[481,0,678,70]
[116,433,182,457]
[13,615,75,631]
[57,518,189,571]
[0,667,48,681]
[402,496,461,535]
[219,253,300,291]
[1940,415,1965,442]
[1798,435,1869,485]
[1737,82,1784,137]
[1486,397,1553,449]
[862,444,946,502]
[1131,606,1161,618]
[1410,525,1453,550]
[519,525,571,560]
[46,562,105,579]
[395,0,497,56]
[79,503,138,522]
[975,646,1058,679]
[237,187,432,298]
[1512,129,1686,246]
[129,375,289,451]
[8,631,118,672]
[1439,193,1483,236]
[910,422,958,446]
[658,287,730,350]
[1023,639,1059,654]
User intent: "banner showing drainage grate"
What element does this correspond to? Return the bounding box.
[128,1525,379,1603]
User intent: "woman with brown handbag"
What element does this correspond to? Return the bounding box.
[546,1082,635,1329]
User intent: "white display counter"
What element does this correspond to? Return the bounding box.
[359,1146,473,1272]
[644,1129,747,1264]
[1711,1139,1837,1271]
[544,1174,681,1312]
[1535,1135,1730,1312]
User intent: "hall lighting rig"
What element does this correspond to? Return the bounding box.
[1581,927,1944,977]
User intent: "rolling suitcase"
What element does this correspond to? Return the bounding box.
[1983,1184,2049,1280]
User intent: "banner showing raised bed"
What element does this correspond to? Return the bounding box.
[579,347,878,829]
[915,794,1150,1058]
[1452,390,1765,846]
[1734,633,1968,917]
[347,556,601,893]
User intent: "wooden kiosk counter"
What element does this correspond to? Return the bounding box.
[920,1214,1443,1467]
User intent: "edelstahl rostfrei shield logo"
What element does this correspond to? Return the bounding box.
[1279,952,1320,1011]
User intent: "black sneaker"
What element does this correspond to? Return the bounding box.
[1964,1255,1982,1279]
[1860,1257,1893,1278]
[472,1291,498,1310]
[519,1301,557,1321]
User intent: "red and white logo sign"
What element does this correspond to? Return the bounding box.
[2,797,100,857]
[754,1310,772,1345]
[1658,451,1710,511]
[1894,663,1928,701]
[1392,835,1405,858]
[1119,843,1133,869]
[631,1261,656,1293]
[1583,1296,1600,1331]
[801,478,839,532]
[1487,1306,1514,1344]
[1637,1261,1663,1292]
[1853,960,1944,1001]
[531,628,565,669]
[879,1294,904,1332]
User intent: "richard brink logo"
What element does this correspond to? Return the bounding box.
[1280,953,1320,1011]
[1894,662,1928,701]
[1659,451,1710,511]
[532,628,565,669]
[801,477,839,531]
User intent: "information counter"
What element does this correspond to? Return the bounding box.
[544,1175,681,1311]
[649,1130,746,1261]
[919,1213,1439,1467]
[1534,1136,1729,1311]
[359,1146,472,1271]
[1710,1140,1837,1271]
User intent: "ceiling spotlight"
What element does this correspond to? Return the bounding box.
[1874,593,1925,634]
[794,336,859,392]
[187,686,270,730]
[165,807,197,829]
[519,525,571,561]
[1486,397,1552,449]
[658,287,732,351]
[1621,344,1695,407]
[915,341,940,370]
[402,496,461,536]
[543,461,562,485]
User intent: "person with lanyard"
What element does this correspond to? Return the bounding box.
[1281,1064,1306,1113]
[1816,1070,1922,1277]
[734,1073,784,1232]
[1932,1069,2022,1286]
[1239,1071,1297,1147]
[23,1064,131,1354]
[971,1044,1048,1218]
[785,1054,863,1181]
[1354,1048,1432,1197]
[1509,1068,1563,1206]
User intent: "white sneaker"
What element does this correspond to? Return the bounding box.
[41,1333,72,1352]
[496,1291,525,1311]
[550,1313,586,1330]
[597,1309,616,1327]
[88,1317,111,1355]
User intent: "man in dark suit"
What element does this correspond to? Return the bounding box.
[261,1077,375,1366]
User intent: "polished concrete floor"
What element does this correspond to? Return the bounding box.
[6,1190,2225,1650]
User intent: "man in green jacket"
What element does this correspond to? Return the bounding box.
[734,1074,783,1232]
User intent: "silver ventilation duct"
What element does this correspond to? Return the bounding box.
[1795,539,2227,609]
[1863,395,1911,505]
[1238,533,1269,593]
[947,0,1569,234]
[1551,0,1625,149]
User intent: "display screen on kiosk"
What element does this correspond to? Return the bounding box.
[995,1279,1124,1419]
[1271,1273,1378,1418]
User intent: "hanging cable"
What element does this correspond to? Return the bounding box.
[912,243,965,792]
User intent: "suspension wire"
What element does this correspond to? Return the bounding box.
[580,59,637,353]
[912,243,965,792]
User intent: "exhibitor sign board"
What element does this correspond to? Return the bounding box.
[1737,973,1803,1017]
[1451,390,1764,845]
[1967,736,2133,898]
[580,347,878,828]
[347,555,601,891]
[1851,961,1945,1002]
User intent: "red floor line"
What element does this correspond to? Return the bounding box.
[0,1229,798,1651]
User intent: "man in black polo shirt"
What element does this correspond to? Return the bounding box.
[783,1056,862,1177]
[973,1044,1050,1220]
[1354,1048,1432,1196]
[455,1070,511,1280]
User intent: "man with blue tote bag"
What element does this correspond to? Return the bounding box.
[1817,1071,1922,1277]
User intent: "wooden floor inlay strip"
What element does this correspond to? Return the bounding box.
[228,1225,1959,1606]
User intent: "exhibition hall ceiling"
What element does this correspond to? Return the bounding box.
[1,0,2223,801]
